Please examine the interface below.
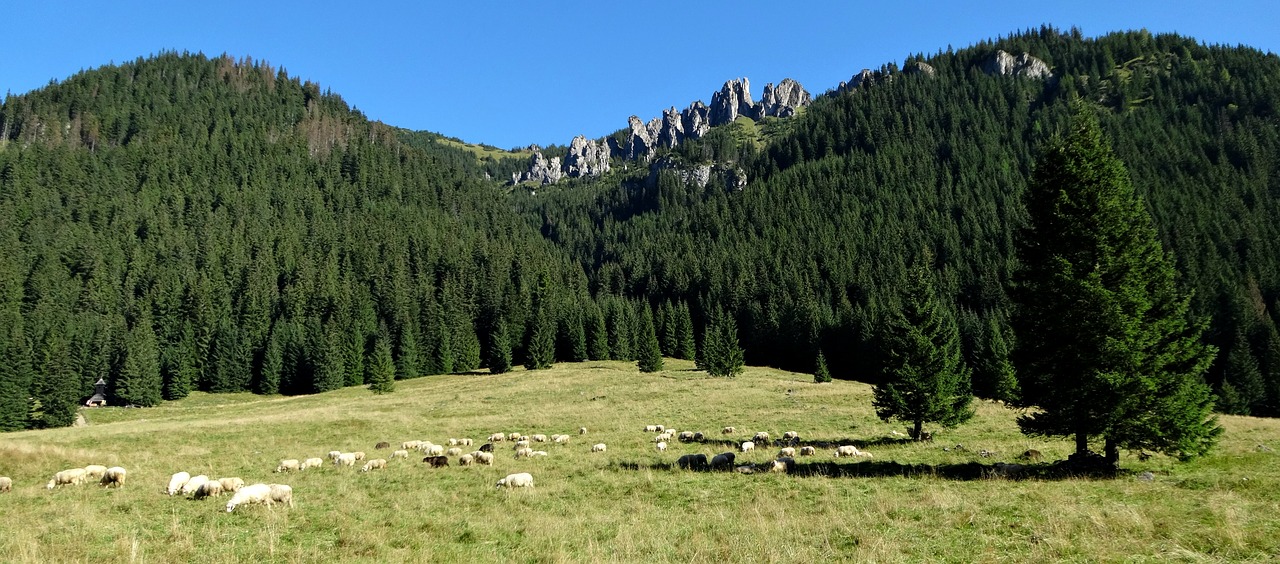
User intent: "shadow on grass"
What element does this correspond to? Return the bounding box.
[611,458,1125,481]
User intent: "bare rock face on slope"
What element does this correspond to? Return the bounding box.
[510,151,563,185]
[681,101,711,140]
[710,78,757,126]
[981,50,1052,79]
[626,115,662,161]
[904,61,936,77]
[758,78,811,118]
[564,135,610,178]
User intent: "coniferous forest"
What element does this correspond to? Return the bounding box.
[2,27,1279,431]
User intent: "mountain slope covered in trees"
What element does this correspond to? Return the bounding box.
[2,27,1280,430]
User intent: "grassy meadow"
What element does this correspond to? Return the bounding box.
[2,359,1279,563]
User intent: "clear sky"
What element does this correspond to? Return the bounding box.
[4,1,1276,150]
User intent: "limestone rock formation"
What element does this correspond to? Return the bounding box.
[510,151,563,185]
[626,115,661,161]
[981,50,1052,79]
[658,107,685,149]
[710,78,757,126]
[563,135,610,178]
[758,78,811,118]
[904,61,936,77]
[838,69,878,93]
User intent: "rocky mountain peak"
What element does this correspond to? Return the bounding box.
[710,78,756,126]
[981,50,1052,79]
[758,78,811,118]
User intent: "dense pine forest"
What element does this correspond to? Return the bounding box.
[2,27,1279,431]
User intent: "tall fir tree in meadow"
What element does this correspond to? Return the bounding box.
[675,301,697,361]
[699,307,744,378]
[814,349,832,383]
[1010,102,1220,465]
[872,261,974,440]
[637,305,664,373]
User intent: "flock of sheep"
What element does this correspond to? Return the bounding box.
[5,422,879,509]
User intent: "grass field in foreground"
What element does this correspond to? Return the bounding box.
[2,359,1278,563]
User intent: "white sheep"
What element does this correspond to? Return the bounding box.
[218,477,244,493]
[0,476,11,493]
[47,468,88,489]
[513,440,531,450]
[507,432,522,441]
[459,438,474,446]
[391,449,409,459]
[328,450,343,460]
[515,447,534,459]
[353,451,367,461]
[182,475,210,496]
[401,441,422,451]
[783,431,799,441]
[361,459,387,472]
[552,434,570,444]
[678,431,695,442]
[655,432,673,442]
[488,433,505,442]
[226,483,272,512]
[167,471,192,495]
[770,458,795,473]
[446,447,462,457]
[495,472,534,489]
[448,438,459,446]
[530,451,549,457]
[578,427,587,435]
[334,453,357,467]
[458,454,475,467]
[591,443,607,453]
[753,432,771,444]
[741,441,755,453]
[194,480,223,499]
[300,457,324,470]
[267,484,294,508]
[721,426,736,434]
[834,445,861,458]
[656,442,667,452]
[644,425,658,432]
[799,446,817,456]
[532,434,548,443]
[475,452,495,466]
[778,447,796,458]
[275,459,301,473]
[83,465,108,480]
[518,435,530,442]
[425,445,444,457]
[100,466,127,488]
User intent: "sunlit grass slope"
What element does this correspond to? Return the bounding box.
[2,359,1278,562]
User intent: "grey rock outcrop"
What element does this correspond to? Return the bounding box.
[681,101,710,139]
[564,135,610,178]
[838,69,878,93]
[758,78,811,118]
[904,61,936,77]
[658,107,685,149]
[648,155,712,190]
[510,151,563,185]
[981,50,1052,79]
[626,115,661,161]
[710,78,757,126]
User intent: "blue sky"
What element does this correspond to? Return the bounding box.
[4,1,1276,150]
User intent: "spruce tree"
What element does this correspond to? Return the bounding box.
[313,322,346,393]
[343,329,366,386]
[0,314,35,431]
[872,263,974,440]
[637,305,664,373]
[524,303,556,370]
[395,321,421,380]
[586,301,609,361]
[257,325,283,395]
[1010,103,1220,465]
[367,337,396,394]
[114,316,163,407]
[700,307,744,378]
[33,330,80,428]
[1218,329,1264,415]
[676,301,697,361]
[488,318,513,374]
[814,349,832,383]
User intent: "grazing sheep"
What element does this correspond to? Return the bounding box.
[375,441,391,450]
[422,456,449,468]
[530,451,549,457]
[194,480,223,499]
[488,433,505,442]
[741,441,755,453]
[835,445,861,458]
[710,452,736,470]
[100,466,127,488]
[693,432,705,442]
[448,438,459,446]
[402,441,422,451]
[799,446,817,456]
[678,431,695,442]
[424,445,444,457]
[328,450,343,461]
[514,440,531,450]
[167,471,192,496]
[591,443,607,453]
[722,426,736,435]
[458,454,475,467]
[656,442,667,452]
[655,432,673,443]
[267,484,294,508]
[475,452,495,466]
[275,459,301,473]
[479,443,495,453]
[495,473,534,489]
[783,431,799,441]
[459,438,474,446]
[654,425,665,433]
[676,454,708,471]
[770,458,795,473]
[0,476,11,493]
[300,458,325,470]
[515,447,534,459]
[83,465,108,480]
[218,477,244,493]
[226,483,273,512]
[507,432,522,441]
[518,435,530,443]
[735,465,757,475]
[361,459,388,472]
[47,468,89,489]
[753,432,771,444]
[779,447,796,458]
[645,425,658,432]
[552,434,570,444]
[579,427,587,435]
[353,452,367,461]
[182,475,210,496]
[532,434,548,443]
[446,447,463,457]
[391,449,409,459]
[334,453,357,467]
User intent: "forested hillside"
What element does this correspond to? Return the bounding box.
[2,27,1279,431]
